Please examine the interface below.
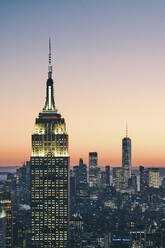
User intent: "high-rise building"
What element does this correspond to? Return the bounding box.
[0,192,13,248]
[78,159,88,202]
[128,174,137,193]
[79,159,87,185]
[0,208,6,248]
[122,126,132,186]
[148,168,159,188]
[89,152,98,188]
[100,171,106,188]
[105,165,110,187]
[16,161,30,205]
[73,166,79,198]
[139,166,148,192]
[139,166,159,191]
[31,40,69,247]
[113,167,124,192]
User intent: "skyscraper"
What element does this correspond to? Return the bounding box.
[139,166,159,191]
[0,192,13,248]
[105,165,110,187]
[122,125,131,186]
[31,40,69,247]
[89,152,98,188]
[148,168,159,188]
[139,166,148,192]
[0,208,6,248]
[112,167,124,192]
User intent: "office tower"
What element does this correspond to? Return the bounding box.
[31,40,69,247]
[104,233,111,248]
[79,159,87,185]
[89,152,98,188]
[148,168,159,188]
[160,219,165,247]
[0,192,13,248]
[112,167,124,192]
[122,125,131,187]
[16,161,30,205]
[78,159,88,203]
[128,174,137,192]
[139,166,148,192]
[0,208,6,248]
[70,169,76,209]
[100,171,106,188]
[73,166,79,197]
[14,205,31,248]
[105,165,110,187]
[161,177,165,188]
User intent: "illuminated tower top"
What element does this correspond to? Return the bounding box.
[43,38,56,112]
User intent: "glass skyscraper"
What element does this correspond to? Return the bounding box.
[31,40,69,247]
[122,126,131,186]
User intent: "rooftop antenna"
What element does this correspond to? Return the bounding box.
[126,122,128,138]
[48,37,52,78]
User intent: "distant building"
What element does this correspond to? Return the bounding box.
[100,171,106,188]
[79,158,87,185]
[0,208,6,248]
[0,192,13,248]
[139,166,148,192]
[16,161,30,205]
[122,126,132,187]
[139,166,159,191]
[148,168,159,188]
[128,174,137,193]
[105,165,110,187]
[113,167,124,192]
[130,229,146,248]
[161,177,165,188]
[89,152,98,188]
[78,159,88,204]
[73,165,79,197]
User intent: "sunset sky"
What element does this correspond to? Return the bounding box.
[1,1,165,167]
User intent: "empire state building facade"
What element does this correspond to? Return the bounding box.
[31,40,69,247]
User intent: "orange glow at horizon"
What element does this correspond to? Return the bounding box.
[2,0,165,168]
[1,57,165,167]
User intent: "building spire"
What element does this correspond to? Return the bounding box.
[43,39,56,112]
[48,37,52,79]
[126,122,128,138]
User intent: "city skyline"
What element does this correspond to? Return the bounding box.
[1,1,165,167]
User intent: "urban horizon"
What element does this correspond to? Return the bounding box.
[1,2,165,247]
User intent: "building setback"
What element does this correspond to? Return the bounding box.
[31,40,69,247]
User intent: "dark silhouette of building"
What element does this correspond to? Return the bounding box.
[122,126,131,187]
[89,152,98,188]
[0,192,13,248]
[105,165,110,187]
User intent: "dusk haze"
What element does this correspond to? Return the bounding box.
[1,0,165,167]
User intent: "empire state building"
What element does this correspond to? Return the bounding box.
[31,40,69,247]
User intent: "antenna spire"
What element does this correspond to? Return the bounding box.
[48,38,52,78]
[126,122,128,138]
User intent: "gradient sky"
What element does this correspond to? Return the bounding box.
[1,0,165,167]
